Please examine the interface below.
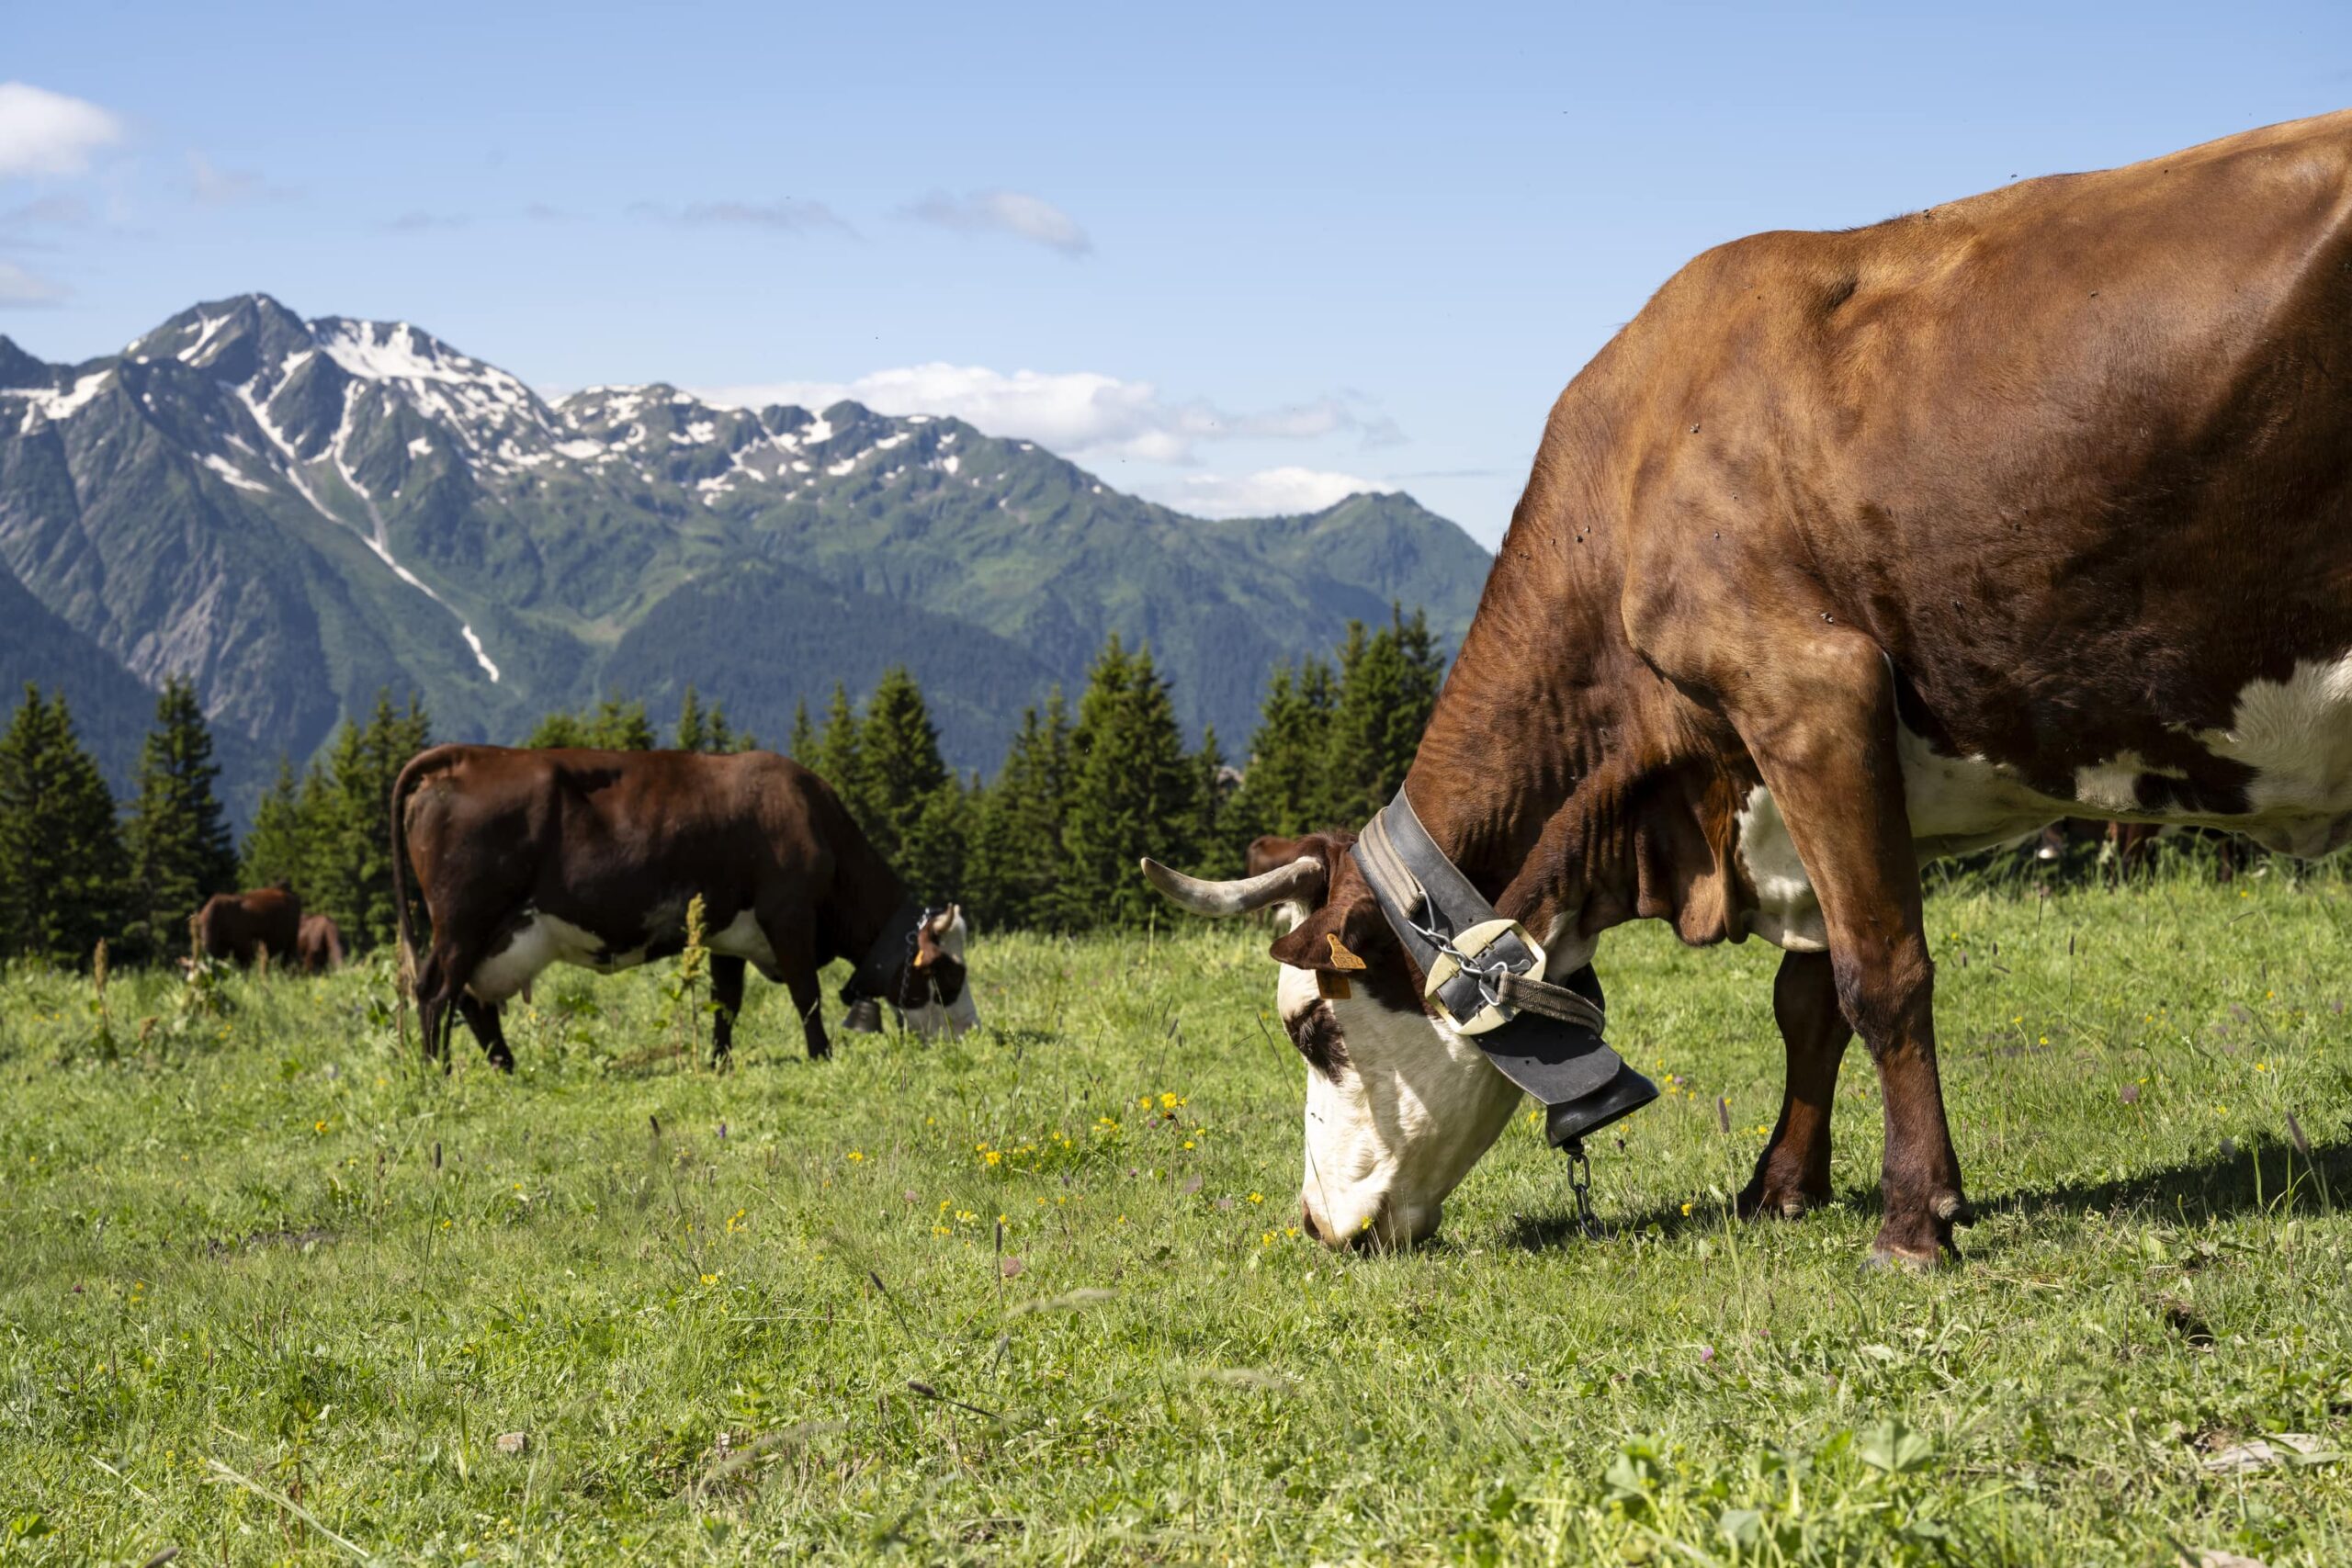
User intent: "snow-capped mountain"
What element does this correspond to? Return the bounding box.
[0,294,1491,815]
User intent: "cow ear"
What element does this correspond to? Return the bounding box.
[1268,883,1391,975]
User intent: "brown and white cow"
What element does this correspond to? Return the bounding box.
[196,886,300,967]
[391,745,976,1070]
[1148,111,2352,1266]
[296,913,346,975]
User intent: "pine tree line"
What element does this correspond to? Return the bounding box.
[0,607,1444,965]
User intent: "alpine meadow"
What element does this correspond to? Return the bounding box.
[13,8,2352,1565]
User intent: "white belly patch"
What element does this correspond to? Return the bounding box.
[468,914,629,1003]
[1735,653,2352,949]
[707,909,778,972]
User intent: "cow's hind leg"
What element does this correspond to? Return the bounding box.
[1715,633,1968,1266]
[1737,950,1851,1220]
[458,995,514,1072]
[710,954,746,1067]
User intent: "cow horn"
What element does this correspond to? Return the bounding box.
[1139,854,1322,917]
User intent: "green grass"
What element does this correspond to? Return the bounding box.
[7,870,2352,1563]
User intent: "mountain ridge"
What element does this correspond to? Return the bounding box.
[0,294,1495,816]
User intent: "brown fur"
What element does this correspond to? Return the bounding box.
[391,745,932,1071]
[196,887,300,966]
[1265,112,2352,1265]
[295,914,345,975]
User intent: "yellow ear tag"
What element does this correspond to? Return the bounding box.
[1316,970,1353,1000]
[1325,933,1367,971]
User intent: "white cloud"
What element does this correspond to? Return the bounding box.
[0,259,67,306]
[632,197,853,236]
[1149,468,1394,519]
[0,83,124,181]
[694,363,1399,466]
[904,189,1091,256]
[185,152,295,206]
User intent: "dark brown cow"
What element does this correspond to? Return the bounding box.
[196,886,300,966]
[391,745,976,1070]
[1148,112,2352,1265]
[296,914,346,975]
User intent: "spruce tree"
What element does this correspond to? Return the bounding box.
[673,684,710,751]
[1186,726,1239,879]
[241,757,306,892]
[1058,639,1196,927]
[587,694,655,750]
[811,682,871,826]
[901,776,975,906]
[309,691,431,950]
[967,690,1070,929]
[860,666,950,863]
[1328,603,1444,822]
[523,710,589,748]
[1226,656,1338,844]
[122,677,238,961]
[786,698,815,761]
[0,686,126,964]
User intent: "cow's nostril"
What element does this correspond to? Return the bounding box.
[1299,1201,1331,1246]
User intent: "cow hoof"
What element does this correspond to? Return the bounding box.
[1735,1178,1824,1222]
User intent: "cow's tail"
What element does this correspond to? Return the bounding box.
[390,749,433,1003]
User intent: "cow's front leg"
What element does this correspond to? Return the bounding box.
[759,913,831,1060]
[709,954,746,1067]
[1738,949,1851,1220]
[1721,634,1967,1266]
[457,994,514,1073]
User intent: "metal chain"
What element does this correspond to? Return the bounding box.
[1564,1138,1600,1240]
[1398,893,1518,1013]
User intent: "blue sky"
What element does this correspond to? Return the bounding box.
[5,1,2348,544]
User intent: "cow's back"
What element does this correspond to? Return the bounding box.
[1597,110,2352,843]
[400,744,857,922]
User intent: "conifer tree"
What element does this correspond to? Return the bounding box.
[587,694,655,750]
[811,682,871,824]
[0,685,126,964]
[308,691,431,950]
[1327,604,1444,822]
[1227,656,1339,844]
[673,684,711,751]
[860,666,949,863]
[241,757,306,892]
[901,775,975,907]
[1058,639,1196,926]
[786,698,815,762]
[1186,726,1238,879]
[967,690,1071,929]
[522,710,589,748]
[122,677,238,960]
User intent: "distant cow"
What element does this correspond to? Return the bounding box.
[1244,834,1336,931]
[195,886,300,966]
[390,744,978,1071]
[296,914,346,974]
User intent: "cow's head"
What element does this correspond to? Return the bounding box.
[1144,839,1524,1250]
[889,904,979,1038]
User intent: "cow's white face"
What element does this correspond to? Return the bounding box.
[1281,964,1523,1247]
[896,906,978,1038]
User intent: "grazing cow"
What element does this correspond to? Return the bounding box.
[196,886,300,967]
[296,914,346,975]
[1148,112,2352,1264]
[391,744,976,1070]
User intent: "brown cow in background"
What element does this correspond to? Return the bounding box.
[195,886,300,966]
[391,744,978,1071]
[296,914,346,974]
